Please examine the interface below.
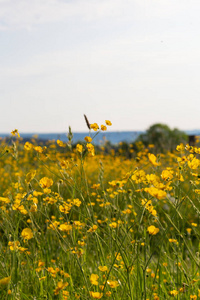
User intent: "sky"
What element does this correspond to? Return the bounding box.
[1,0,200,133]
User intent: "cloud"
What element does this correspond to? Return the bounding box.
[0,0,129,30]
[0,0,198,31]
[1,0,200,132]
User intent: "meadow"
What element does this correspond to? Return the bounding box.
[0,122,200,300]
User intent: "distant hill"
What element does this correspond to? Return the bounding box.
[184,130,200,136]
[0,131,143,145]
[0,130,200,145]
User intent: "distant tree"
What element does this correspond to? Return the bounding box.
[135,123,188,153]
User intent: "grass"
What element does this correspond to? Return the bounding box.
[0,126,200,299]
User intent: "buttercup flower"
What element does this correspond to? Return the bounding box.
[148,153,160,166]
[169,290,179,296]
[11,129,20,137]
[21,228,33,241]
[86,143,95,156]
[105,120,112,126]
[57,140,66,147]
[90,123,99,131]
[24,142,33,150]
[147,225,159,235]
[107,280,119,288]
[76,144,83,153]
[101,125,107,131]
[89,291,103,299]
[84,136,92,142]
[40,177,53,189]
[90,274,99,285]
[98,266,108,272]
[0,276,11,287]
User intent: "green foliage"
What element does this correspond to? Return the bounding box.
[136,123,188,153]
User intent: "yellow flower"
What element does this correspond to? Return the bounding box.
[105,120,112,126]
[131,170,146,183]
[43,188,51,194]
[144,187,166,200]
[24,142,33,150]
[38,261,45,267]
[0,276,11,287]
[176,144,185,151]
[98,266,108,272]
[87,225,98,233]
[21,228,33,241]
[146,268,151,273]
[161,169,173,181]
[109,222,118,228]
[57,140,66,147]
[90,274,99,285]
[86,143,94,152]
[91,183,100,189]
[169,290,179,296]
[188,157,200,169]
[78,240,85,246]
[30,204,37,212]
[18,247,28,252]
[76,144,83,153]
[34,146,43,153]
[0,197,10,204]
[54,281,68,295]
[148,144,154,148]
[39,276,46,281]
[169,239,178,244]
[148,153,160,166]
[190,295,197,300]
[72,198,81,207]
[147,225,159,235]
[162,262,168,267]
[39,177,53,189]
[107,280,119,288]
[8,241,20,251]
[59,224,72,232]
[11,129,20,137]
[89,291,103,299]
[60,160,68,169]
[59,203,71,214]
[84,136,92,142]
[90,123,99,131]
[86,143,95,156]
[176,144,185,152]
[101,125,107,131]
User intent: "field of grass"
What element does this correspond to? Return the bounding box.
[0,124,200,299]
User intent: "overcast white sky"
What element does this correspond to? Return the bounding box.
[1,0,200,133]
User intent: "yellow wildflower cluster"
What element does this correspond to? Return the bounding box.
[0,125,200,298]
